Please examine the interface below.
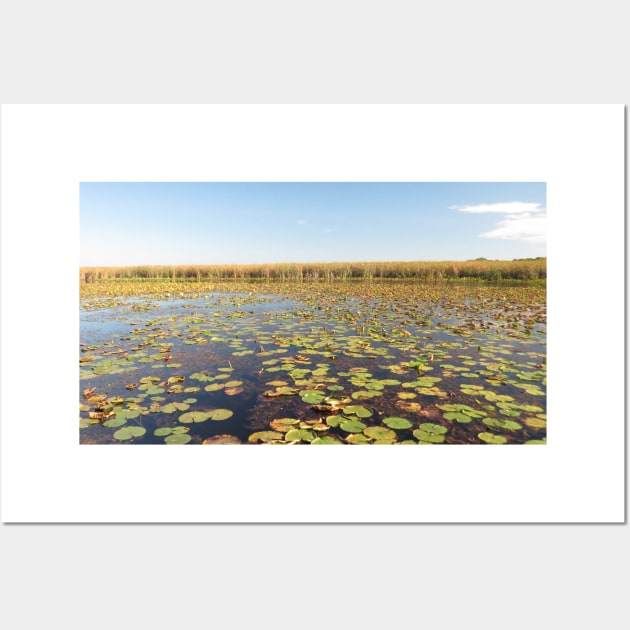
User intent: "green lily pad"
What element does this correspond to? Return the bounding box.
[204,383,225,392]
[499,408,521,418]
[340,418,367,433]
[346,433,371,444]
[344,405,373,418]
[312,436,342,444]
[383,417,413,430]
[165,433,192,444]
[285,429,315,442]
[364,381,385,391]
[524,417,546,429]
[139,376,160,384]
[103,416,127,428]
[179,410,212,424]
[300,390,326,404]
[208,408,233,421]
[442,411,473,423]
[189,372,214,382]
[115,408,141,420]
[413,423,448,443]
[113,426,147,441]
[325,415,343,428]
[478,432,508,444]
[161,402,190,413]
[364,426,397,441]
[483,417,523,431]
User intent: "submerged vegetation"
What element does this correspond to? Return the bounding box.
[80,270,546,445]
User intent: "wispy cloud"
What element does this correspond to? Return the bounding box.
[451,201,546,243]
[296,219,308,225]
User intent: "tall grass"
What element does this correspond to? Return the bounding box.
[80,259,546,283]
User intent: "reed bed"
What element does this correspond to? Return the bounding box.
[81,259,545,284]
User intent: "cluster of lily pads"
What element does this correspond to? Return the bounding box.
[247,411,444,444]
[80,281,546,444]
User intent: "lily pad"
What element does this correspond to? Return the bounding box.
[115,408,141,420]
[204,383,225,392]
[383,417,413,430]
[364,426,397,441]
[248,431,284,443]
[482,417,523,431]
[413,423,448,443]
[325,415,343,428]
[179,410,212,424]
[103,416,127,428]
[345,433,371,444]
[340,418,367,433]
[165,433,192,444]
[300,391,326,404]
[524,417,546,429]
[397,392,417,400]
[113,426,147,441]
[270,418,300,431]
[478,432,508,444]
[161,402,190,413]
[442,411,470,423]
[344,405,373,418]
[208,408,233,421]
[312,436,342,444]
[285,429,315,442]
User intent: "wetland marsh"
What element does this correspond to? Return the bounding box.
[80,277,546,445]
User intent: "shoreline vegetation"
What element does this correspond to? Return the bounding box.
[80,258,546,284]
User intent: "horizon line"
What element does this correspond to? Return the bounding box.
[80,257,546,269]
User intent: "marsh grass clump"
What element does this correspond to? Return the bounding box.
[80,258,546,286]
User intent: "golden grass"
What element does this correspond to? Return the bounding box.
[80,259,546,284]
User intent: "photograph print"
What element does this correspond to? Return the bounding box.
[79,182,546,445]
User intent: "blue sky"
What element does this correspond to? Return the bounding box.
[80,182,546,266]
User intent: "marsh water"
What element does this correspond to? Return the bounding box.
[79,282,546,444]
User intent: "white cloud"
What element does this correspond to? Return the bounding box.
[452,201,546,243]
[480,214,546,243]
[450,201,543,214]
[296,219,308,225]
